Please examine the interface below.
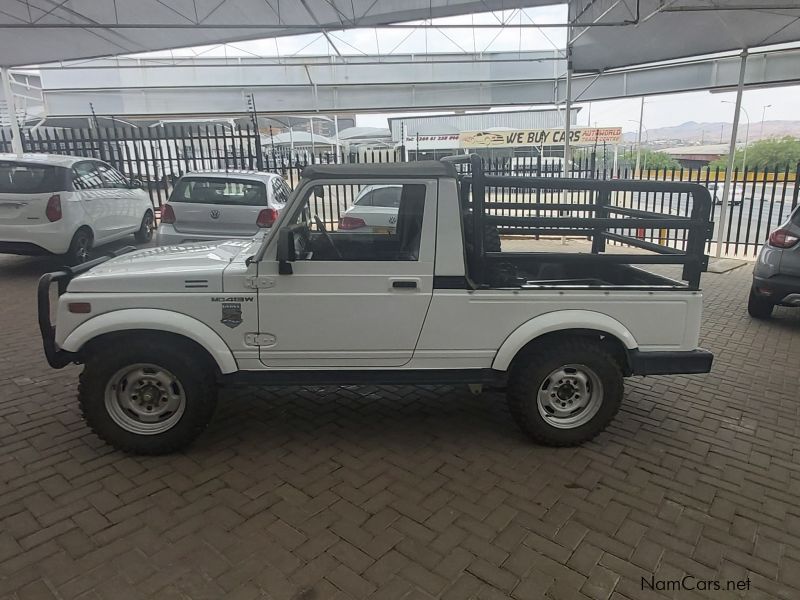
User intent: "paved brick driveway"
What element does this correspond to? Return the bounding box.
[2,252,800,600]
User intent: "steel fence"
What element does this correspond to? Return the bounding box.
[2,125,798,257]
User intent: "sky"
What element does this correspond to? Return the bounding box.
[132,4,800,134]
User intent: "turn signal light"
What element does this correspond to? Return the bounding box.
[257,208,278,228]
[160,204,176,224]
[338,216,367,230]
[68,302,92,314]
[768,228,800,248]
[45,195,62,222]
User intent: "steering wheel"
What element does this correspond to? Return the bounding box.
[313,215,343,260]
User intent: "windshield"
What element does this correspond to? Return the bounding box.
[0,162,68,193]
[170,177,267,206]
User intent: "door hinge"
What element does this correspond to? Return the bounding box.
[245,276,275,289]
[244,332,277,347]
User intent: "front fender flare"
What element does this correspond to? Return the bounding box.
[60,309,238,374]
[491,310,638,371]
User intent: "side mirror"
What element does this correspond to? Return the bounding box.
[314,187,325,199]
[129,178,143,189]
[276,227,296,274]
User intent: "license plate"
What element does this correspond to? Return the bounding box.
[374,227,393,235]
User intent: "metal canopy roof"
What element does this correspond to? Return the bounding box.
[570,1,800,72]
[2,1,799,74]
[0,0,554,67]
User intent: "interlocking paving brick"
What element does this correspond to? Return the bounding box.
[2,254,800,598]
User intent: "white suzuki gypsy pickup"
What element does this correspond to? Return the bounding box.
[38,155,714,454]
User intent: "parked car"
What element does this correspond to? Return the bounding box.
[157,170,290,245]
[707,182,743,206]
[338,184,401,232]
[0,154,154,264]
[38,156,713,455]
[748,204,800,318]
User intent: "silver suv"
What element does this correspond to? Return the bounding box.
[749,204,800,318]
[157,170,289,245]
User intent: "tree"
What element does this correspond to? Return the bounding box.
[709,136,800,172]
[637,149,680,170]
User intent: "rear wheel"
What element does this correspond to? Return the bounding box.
[79,338,217,454]
[507,337,623,446]
[748,287,774,319]
[134,210,154,243]
[66,228,93,265]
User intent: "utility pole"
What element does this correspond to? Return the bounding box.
[760,104,771,139]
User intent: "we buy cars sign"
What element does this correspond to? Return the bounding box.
[459,127,622,148]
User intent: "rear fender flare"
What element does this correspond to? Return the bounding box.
[60,308,238,374]
[491,310,638,371]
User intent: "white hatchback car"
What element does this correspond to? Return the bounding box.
[157,171,290,245]
[0,154,154,264]
[338,184,401,233]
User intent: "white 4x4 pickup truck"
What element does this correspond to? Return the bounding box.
[38,155,714,454]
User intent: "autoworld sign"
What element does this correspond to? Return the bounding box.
[405,127,622,150]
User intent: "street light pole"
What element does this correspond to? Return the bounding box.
[760,104,771,139]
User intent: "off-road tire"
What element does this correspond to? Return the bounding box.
[66,228,93,265]
[748,288,774,319]
[134,210,154,243]
[507,337,624,446]
[78,338,217,454]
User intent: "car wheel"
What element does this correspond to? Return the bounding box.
[507,337,623,446]
[134,211,154,243]
[79,337,218,454]
[748,287,774,319]
[66,228,93,265]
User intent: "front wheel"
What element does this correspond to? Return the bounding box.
[79,338,217,454]
[507,338,623,446]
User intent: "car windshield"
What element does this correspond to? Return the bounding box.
[170,177,267,206]
[0,162,66,193]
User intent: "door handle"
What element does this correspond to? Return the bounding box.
[392,280,417,289]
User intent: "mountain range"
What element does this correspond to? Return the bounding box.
[622,120,800,145]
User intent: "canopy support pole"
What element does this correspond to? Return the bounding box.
[634,96,644,176]
[563,49,573,174]
[716,49,748,258]
[1,67,23,154]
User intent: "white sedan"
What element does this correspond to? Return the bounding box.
[0,154,154,264]
[338,184,401,233]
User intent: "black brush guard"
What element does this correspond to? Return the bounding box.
[37,246,137,368]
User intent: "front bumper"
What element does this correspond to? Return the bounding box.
[37,246,136,369]
[628,349,713,376]
[752,273,800,305]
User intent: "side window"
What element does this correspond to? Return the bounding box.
[288,182,426,262]
[72,162,104,190]
[272,178,290,205]
[96,163,129,189]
